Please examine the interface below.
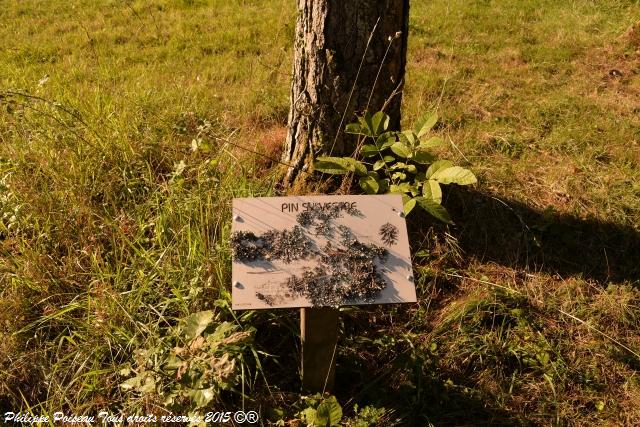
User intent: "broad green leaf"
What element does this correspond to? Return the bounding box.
[208,321,237,342]
[314,157,352,175]
[430,166,477,185]
[183,310,214,339]
[359,174,379,194]
[163,392,177,406]
[390,162,407,170]
[414,111,438,138]
[376,131,396,149]
[391,162,417,174]
[420,136,444,149]
[358,113,369,131]
[345,123,368,136]
[415,197,453,223]
[403,198,417,216]
[370,111,390,136]
[314,157,367,176]
[412,150,436,164]
[138,375,156,393]
[120,376,141,391]
[425,160,453,178]
[391,172,407,181]
[401,194,411,205]
[423,180,442,203]
[383,155,395,163]
[400,130,419,148]
[390,183,411,193]
[373,159,386,170]
[164,355,183,371]
[347,159,368,176]
[358,112,377,137]
[360,144,379,157]
[390,141,411,158]
[315,396,343,426]
[191,388,215,408]
[302,408,318,424]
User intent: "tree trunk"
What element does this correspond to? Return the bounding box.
[282,0,410,185]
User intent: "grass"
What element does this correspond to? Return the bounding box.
[1,0,639,425]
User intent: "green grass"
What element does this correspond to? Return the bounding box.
[406,0,640,226]
[1,0,639,425]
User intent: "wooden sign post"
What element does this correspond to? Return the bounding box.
[301,307,339,391]
[231,195,415,392]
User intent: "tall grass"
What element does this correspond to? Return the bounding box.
[0,90,276,412]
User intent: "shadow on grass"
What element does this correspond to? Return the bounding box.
[421,187,640,285]
[335,349,534,427]
[253,188,639,422]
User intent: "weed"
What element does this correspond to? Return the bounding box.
[314,111,477,223]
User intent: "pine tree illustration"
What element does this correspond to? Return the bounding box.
[379,222,398,246]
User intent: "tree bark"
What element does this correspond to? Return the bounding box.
[282,0,410,185]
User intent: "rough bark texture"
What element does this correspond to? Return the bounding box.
[283,0,410,185]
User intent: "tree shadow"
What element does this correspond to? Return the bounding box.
[418,187,640,285]
[335,343,535,427]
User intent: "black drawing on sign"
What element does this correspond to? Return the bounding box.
[378,222,399,246]
[296,203,362,238]
[232,204,388,307]
[230,226,312,263]
[255,292,276,306]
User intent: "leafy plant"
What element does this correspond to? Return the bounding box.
[266,394,345,426]
[345,404,388,427]
[119,310,254,411]
[298,394,343,427]
[314,111,477,223]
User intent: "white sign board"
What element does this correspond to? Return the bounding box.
[231,195,416,310]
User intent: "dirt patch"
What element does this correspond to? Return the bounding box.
[235,124,287,173]
[575,21,640,115]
